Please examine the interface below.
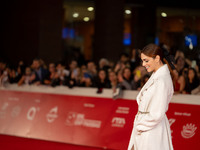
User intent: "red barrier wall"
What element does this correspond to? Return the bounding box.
[0,85,199,150]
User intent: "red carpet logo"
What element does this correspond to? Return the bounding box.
[65,112,77,126]
[0,102,9,119]
[115,106,130,114]
[169,118,176,137]
[46,106,58,123]
[1,102,9,111]
[65,112,101,128]
[27,106,40,121]
[169,118,176,127]
[181,123,197,139]
[11,106,21,118]
[111,117,126,128]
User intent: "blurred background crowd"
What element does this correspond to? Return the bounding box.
[1,44,199,96]
[1,0,200,97]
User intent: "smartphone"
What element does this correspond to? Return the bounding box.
[191,60,196,68]
[136,70,141,78]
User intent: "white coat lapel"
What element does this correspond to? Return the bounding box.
[136,73,154,103]
[137,64,169,103]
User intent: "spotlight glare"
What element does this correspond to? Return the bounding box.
[161,12,167,17]
[83,17,90,22]
[125,9,131,14]
[87,7,94,11]
[73,12,79,18]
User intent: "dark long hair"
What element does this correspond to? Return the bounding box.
[141,43,175,72]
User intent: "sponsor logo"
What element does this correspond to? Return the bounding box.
[0,102,9,119]
[115,107,130,114]
[65,112,101,128]
[174,112,191,117]
[84,103,95,108]
[111,117,126,128]
[181,123,197,139]
[46,106,58,123]
[74,113,85,126]
[27,106,40,121]
[65,112,77,126]
[1,102,9,111]
[35,99,41,103]
[169,118,176,137]
[169,118,176,127]
[8,97,19,101]
[11,106,21,117]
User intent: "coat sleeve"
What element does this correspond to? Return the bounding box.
[136,79,171,133]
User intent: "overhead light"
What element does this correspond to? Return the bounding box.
[161,12,167,17]
[185,36,194,50]
[87,7,94,11]
[83,17,90,22]
[189,43,193,50]
[73,12,79,18]
[125,9,131,14]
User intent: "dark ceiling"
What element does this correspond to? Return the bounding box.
[65,0,200,9]
[125,0,200,9]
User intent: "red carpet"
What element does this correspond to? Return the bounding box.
[0,134,106,150]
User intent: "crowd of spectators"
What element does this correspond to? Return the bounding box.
[0,46,200,97]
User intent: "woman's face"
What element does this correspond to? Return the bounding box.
[49,63,55,73]
[141,53,157,73]
[188,69,195,80]
[99,70,106,80]
[123,68,131,79]
[56,64,62,70]
[70,61,77,70]
[177,57,185,66]
[109,72,117,82]
[25,67,31,75]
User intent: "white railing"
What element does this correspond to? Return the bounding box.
[1,83,200,105]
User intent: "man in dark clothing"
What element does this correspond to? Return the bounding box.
[31,58,49,85]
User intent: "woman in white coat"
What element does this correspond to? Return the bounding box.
[128,43,175,150]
